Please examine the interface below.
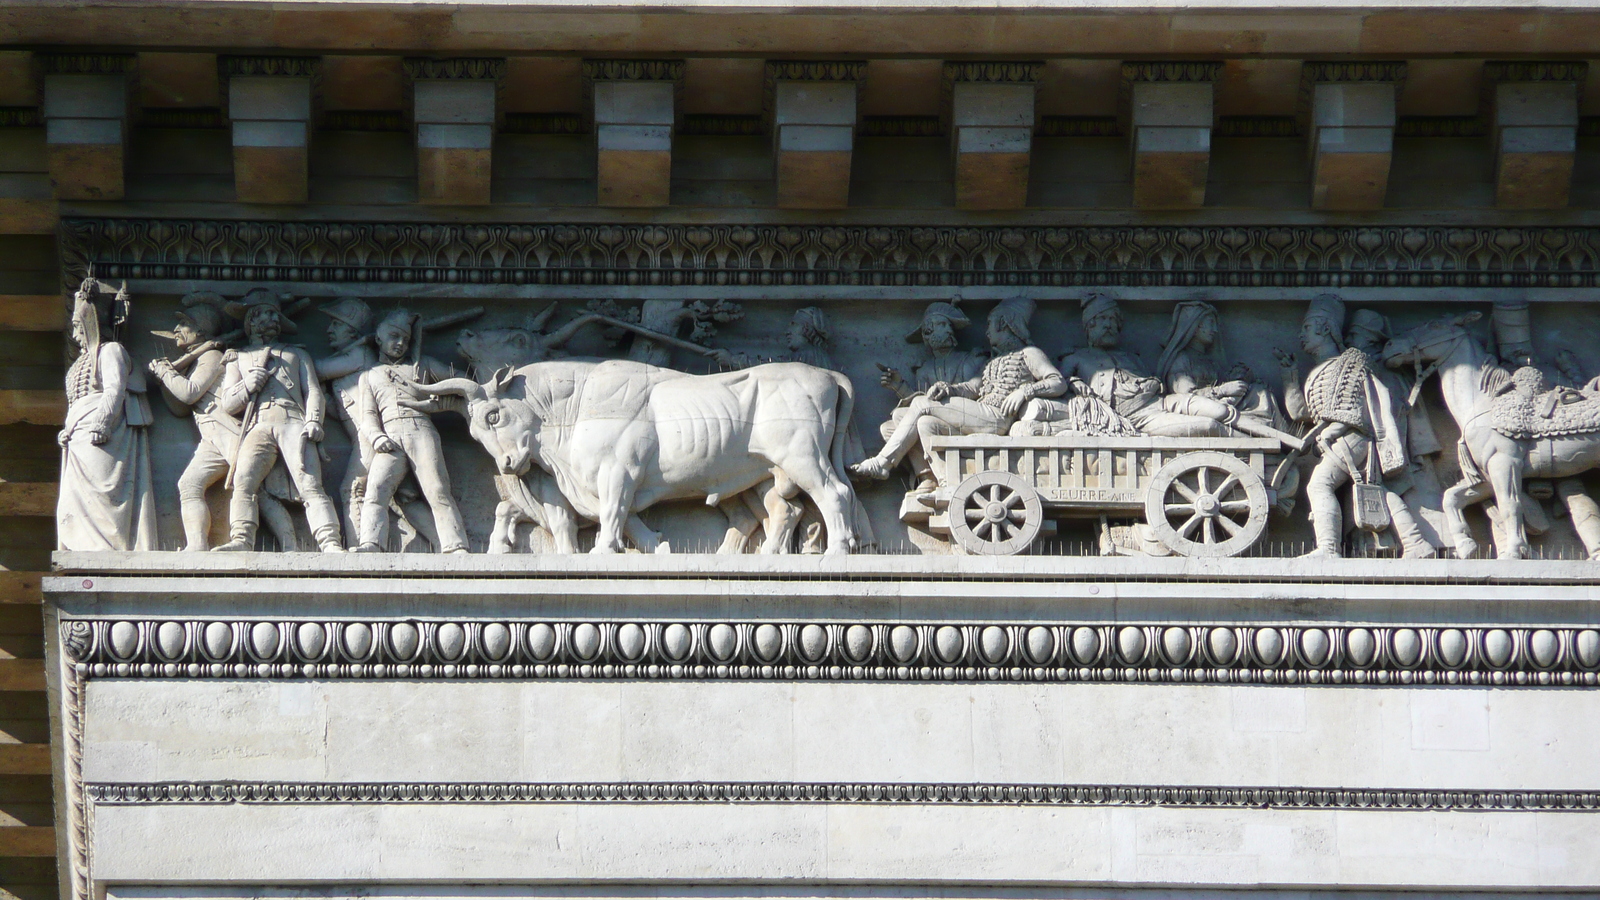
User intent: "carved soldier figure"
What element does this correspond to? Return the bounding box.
[57,276,157,552]
[149,292,293,551]
[1279,295,1433,558]
[315,297,378,543]
[873,298,988,493]
[852,297,1066,487]
[353,309,471,553]
[215,290,344,553]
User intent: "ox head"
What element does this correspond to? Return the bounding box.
[455,303,559,380]
[1381,311,1482,369]
[414,367,540,476]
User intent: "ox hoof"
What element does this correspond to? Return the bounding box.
[1455,538,1479,559]
[654,542,672,555]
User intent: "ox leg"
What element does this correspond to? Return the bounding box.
[716,491,762,555]
[783,457,856,556]
[590,463,637,554]
[624,515,669,554]
[1485,454,1531,559]
[489,501,521,554]
[1442,477,1491,559]
[759,473,804,555]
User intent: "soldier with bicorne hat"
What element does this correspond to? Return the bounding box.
[215,289,344,552]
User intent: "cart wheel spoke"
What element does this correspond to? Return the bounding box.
[1203,517,1217,544]
[1171,480,1198,502]
[1213,474,1240,499]
[965,508,987,522]
[973,519,991,539]
[1165,503,1194,518]
[1004,492,1024,508]
[1216,515,1241,537]
[1007,510,1026,524]
[1219,500,1253,513]
[1196,467,1210,494]
[989,485,1003,504]
[1179,513,1203,538]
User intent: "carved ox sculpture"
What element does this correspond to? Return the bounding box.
[415,358,861,554]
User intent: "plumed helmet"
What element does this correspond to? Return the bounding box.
[907,297,970,343]
[175,291,227,338]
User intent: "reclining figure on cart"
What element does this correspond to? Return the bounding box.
[855,294,1305,558]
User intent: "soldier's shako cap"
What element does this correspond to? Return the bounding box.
[991,296,1035,342]
[320,297,373,334]
[175,291,227,337]
[225,288,298,335]
[376,308,420,337]
[1305,293,1345,337]
[907,298,971,343]
[1346,308,1390,343]
[1080,291,1120,323]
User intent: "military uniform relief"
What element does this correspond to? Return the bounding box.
[54,227,1600,561]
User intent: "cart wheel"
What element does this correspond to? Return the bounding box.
[949,471,1044,556]
[1145,451,1268,558]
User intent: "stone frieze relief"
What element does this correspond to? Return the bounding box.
[52,266,1600,561]
[61,618,1600,687]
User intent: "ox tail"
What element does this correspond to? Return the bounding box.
[827,370,876,552]
[828,369,858,481]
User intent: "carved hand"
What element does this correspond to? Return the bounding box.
[56,429,70,448]
[373,434,399,454]
[148,358,174,379]
[243,366,269,393]
[87,428,107,446]
[1000,387,1031,418]
[878,365,904,391]
[707,348,735,368]
[304,422,324,443]
[926,381,951,401]
[1214,379,1250,401]
[1272,348,1296,369]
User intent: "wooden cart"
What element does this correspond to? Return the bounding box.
[910,434,1287,557]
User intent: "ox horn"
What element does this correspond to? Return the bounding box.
[483,365,516,400]
[1453,311,1484,327]
[412,376,488,404]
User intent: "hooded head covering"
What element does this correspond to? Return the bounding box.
[908,297,970,343]
[791,307,829,346]
[1155,300,1221,386]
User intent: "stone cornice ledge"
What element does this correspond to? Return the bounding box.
[47,550,1600,586]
